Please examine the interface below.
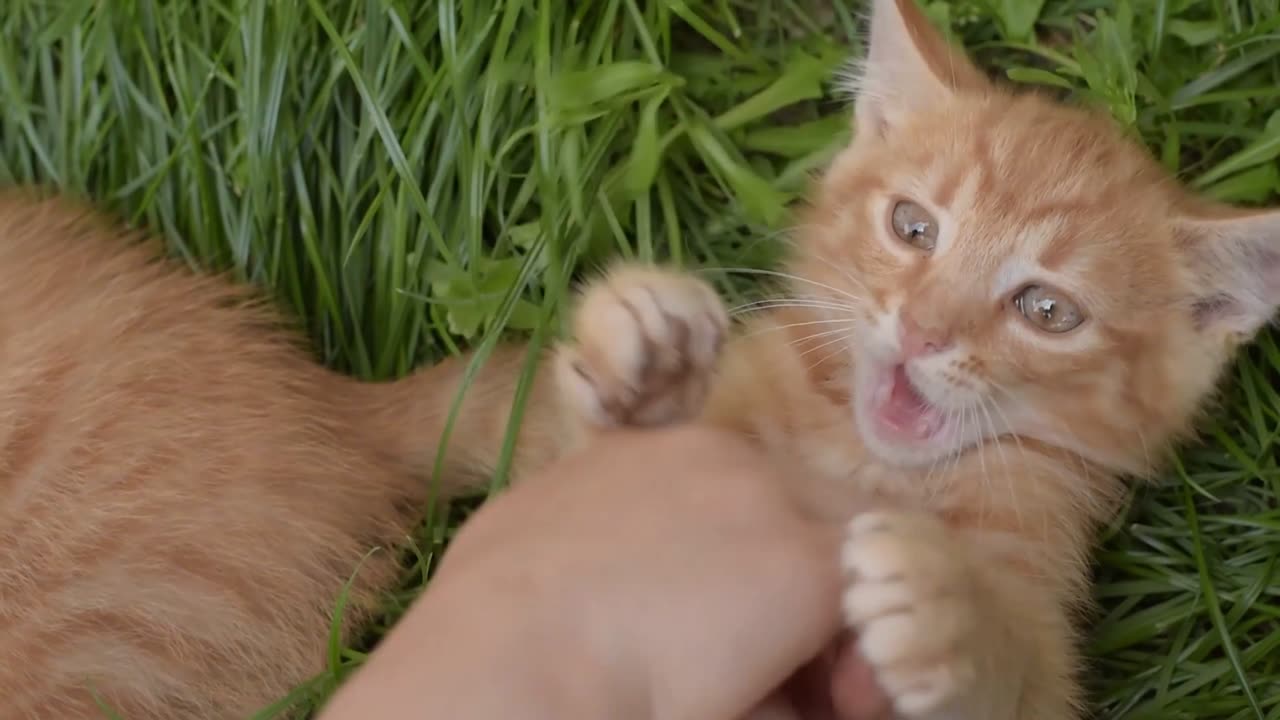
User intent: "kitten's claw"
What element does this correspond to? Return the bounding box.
[841,511,980,717]
[555,265,728,428]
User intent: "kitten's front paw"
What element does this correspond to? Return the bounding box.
[555,265,728,428]
[840,511,980,718]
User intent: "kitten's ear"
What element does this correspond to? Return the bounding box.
[1178,207,1280,341]
[849,0,989,139]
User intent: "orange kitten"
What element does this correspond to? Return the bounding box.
[549,0,1280,716]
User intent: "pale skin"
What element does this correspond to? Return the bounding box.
[316,427,893,720]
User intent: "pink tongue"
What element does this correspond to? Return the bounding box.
[879,366,931,434]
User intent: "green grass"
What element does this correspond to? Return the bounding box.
[2,0,1279,717]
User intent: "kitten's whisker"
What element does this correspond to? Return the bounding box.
[943,406,966,500]
[801,335,860,381]
[770,235,873,297]
[985,381,1098,492]
[1134,426,1154,474]
[978,395,1022,528]
[728,294,859,312]
[783,326,862,352]
[927,403,962,501]
[800,334,856,370]
[738,318,857,341]
[967,406,985,498]
[927,405,960,503]
[971,404,990,501]
[983,394,1033,482]
[729,299,859,317]
[705,267,865,305]
[731,297,857,310]
[924,420,946,490]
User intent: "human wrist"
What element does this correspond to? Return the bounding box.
[409,567,645,720]
[317,566,636,720]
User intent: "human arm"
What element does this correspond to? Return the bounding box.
[317,426,880,720]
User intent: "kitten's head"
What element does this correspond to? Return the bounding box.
[796,0,1280,474]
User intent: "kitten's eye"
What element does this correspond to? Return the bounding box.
[890,200,938,251]
[1013,285,1084,334]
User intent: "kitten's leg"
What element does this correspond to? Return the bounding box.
[554,264,729,434]
[840,510,1080,720]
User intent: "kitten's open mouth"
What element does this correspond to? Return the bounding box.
[871,364,946,443]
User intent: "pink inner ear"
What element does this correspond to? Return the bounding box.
[1180,208,1280,337]
[1191,294,1239,332]
[849,0,989,138]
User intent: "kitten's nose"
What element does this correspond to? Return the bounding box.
[899,310,952,358]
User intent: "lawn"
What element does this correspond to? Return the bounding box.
[2,0,1279,718]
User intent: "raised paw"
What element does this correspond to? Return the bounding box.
[840,511,980,718]
[555,265,728,428]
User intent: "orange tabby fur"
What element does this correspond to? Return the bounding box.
[4,0,1280,718]
[0,194,561,718]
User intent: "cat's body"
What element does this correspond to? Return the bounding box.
[0,193,446,718]
[0,193,580,718]
[4,0,1280,719]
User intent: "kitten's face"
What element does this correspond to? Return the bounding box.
[805,99,1189,470]
[795,0,1280,474]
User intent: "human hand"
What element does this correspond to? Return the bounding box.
[317,425,890,720]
